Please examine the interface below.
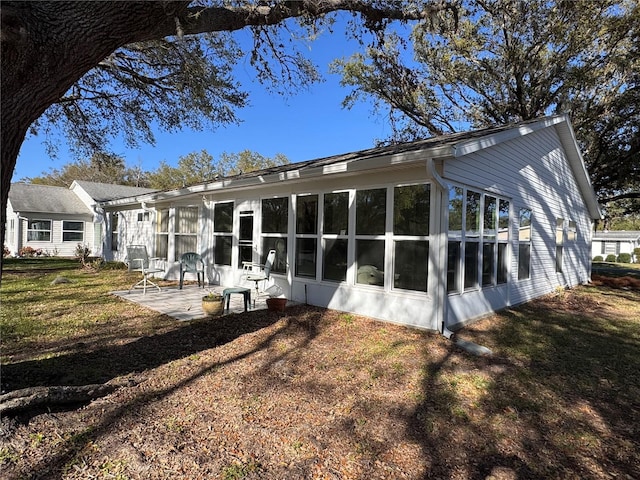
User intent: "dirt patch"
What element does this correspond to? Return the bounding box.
[1,298,639,479]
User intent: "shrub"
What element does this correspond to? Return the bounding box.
[74,243,92,266]
[605,254,617,263]
[18,246,43,257]
[634,247,640,264]
[593,255,604,262]
[617,253,632,263]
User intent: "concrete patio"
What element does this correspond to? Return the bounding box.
[111,284,271,321]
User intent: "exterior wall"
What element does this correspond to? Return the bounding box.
[592,238,639,260]
[14,214,95,257]
[4,203,20,255]
[444,127,593,327]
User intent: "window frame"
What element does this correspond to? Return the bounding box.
[213,201,234,266]
[321,191,350,283]
[294,194,319,279]
[261,197,289,274]
[518,208,532,281]
[174,206,199,261]
[27,219,52,242]
[62,220,84,242]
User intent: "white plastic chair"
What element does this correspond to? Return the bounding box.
[242,249,276,306]
[126,245,165,294]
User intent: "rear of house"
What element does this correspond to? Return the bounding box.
[102,114,601,332]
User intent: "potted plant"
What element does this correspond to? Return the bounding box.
[202,291,223,317]
[266,295,287,312]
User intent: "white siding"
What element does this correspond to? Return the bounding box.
[444,127,593,326]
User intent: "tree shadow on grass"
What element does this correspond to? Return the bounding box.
[2,309,282,395]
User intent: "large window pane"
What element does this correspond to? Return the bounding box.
[295,238,317,278]
[296,195,318,234]
[323,192,349,234]
[482,243,495,286]
[498,200,510,240]
[356,239,385,285]
[62,221,84,242]
[394,184,430,236]
[215,236,232,265]
[497,243,508,284]
[176,235,198,259]
[323,239,348,282]
[466,191,481,237]
[484,196,497,238]
[448,187,463,233]
[262,197,288,233]
[27,220,51,241]
[175,207,198,233]
[518,243,531,280]
[214,202,233,233]
[394,240,428,292]
[518,208,532,280]
[464,242,479,289]
[356,189,386,235]
[447,241,461,293]
[262,237,287,274]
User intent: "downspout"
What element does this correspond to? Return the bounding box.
[426,158,456,340]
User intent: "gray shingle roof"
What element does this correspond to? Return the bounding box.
[593,231,640,241]
[8,183,93,215]
[73,181,157,202]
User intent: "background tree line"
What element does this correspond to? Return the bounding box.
[23,149,289,191]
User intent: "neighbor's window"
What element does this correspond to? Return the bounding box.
[262,197,288,274]
[393,184,430,292]
[356,188,386,286]
[174,207,198,261]
[568,220,577,242]
[556,218,564,273]
[110,213,118,251]
[518,208,532,280]
[62,221,84,242]
[155,208,169,259]
[27,219,52,242]
[214,202,233,266]
[295,195,318,278]
[322,192,349,282]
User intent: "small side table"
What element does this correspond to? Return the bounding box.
[222,287,251,313]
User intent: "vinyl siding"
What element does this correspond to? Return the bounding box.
[444,126,592,323]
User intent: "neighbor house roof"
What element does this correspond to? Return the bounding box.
[8,183,93,216]
[100,114,602,219]
[592,231,640,241]
[71,180,157,202]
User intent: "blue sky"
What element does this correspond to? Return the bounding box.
[13,15,404,182]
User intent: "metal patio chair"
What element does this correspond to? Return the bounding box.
[126,245,165,294]
[241,249,276,307]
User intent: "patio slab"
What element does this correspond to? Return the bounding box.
[111,285,269,321]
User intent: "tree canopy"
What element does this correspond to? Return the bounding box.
[334,0,640,218]
[1,1,450,275]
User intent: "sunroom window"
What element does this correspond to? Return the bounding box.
[295,195,318,278]
[518,208,532,280]
[556,218,564,273]
[356,188,386,286]
[174,207,198,261]
[393,184,430,292]
[261,197,288,274]
[214,202,233,266]
[155,208,169,259]
[322,192,349,282]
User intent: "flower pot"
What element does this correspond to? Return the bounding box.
[266,297,287,312]
[202,295,223,317]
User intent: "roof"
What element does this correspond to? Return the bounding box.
[592,231,640,241]
[72,180,157,202]
[100,115,602,219]
[8,183,93,216]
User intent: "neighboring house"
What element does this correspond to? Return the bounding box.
[5,181,155,257]
[592,231,640,261]
[101,114,601,332]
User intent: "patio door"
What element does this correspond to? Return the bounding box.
[237,200,260,268]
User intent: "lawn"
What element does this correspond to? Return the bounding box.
[1,258,639,479]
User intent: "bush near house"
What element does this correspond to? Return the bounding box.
[634,248,640,263]
[605,254,617,262]
[593,255,604,262]
[617,253,632,263]
[18,246,43,257]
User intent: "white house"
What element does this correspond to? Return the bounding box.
[101,114,602,332]
[592,231,640,261]
[5,181,155,257]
